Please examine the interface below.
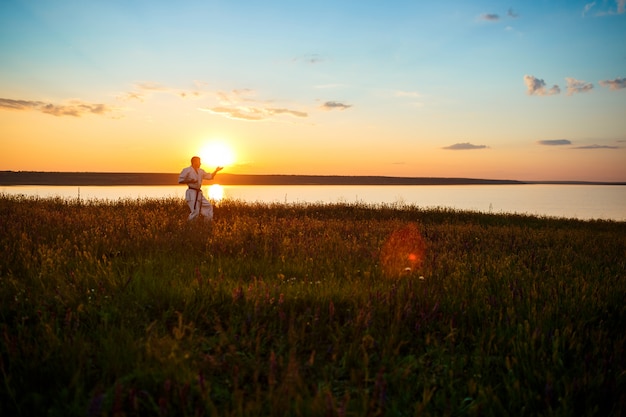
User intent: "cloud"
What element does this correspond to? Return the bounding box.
[536,140,620,149]
[320,101,352,111]
[184,85,310,121]
[573,144,620,149]
[582,2,596,16]
[479,9,519,21]
[394,90,422,98]
[537,139,572,146]
[599,77,626,90]
[117,91,145,102]
[584,0,625,15]
[199,106,307,121]
[566,78,594,95]
[135,82,168,92]
[215,89,255,105]
[394,90,425,108]
[293,53,324,64]
[0,97,117,117]
[523,75,561,96]
[507,8,520,18]
[443,142,488,150]
[480,13,500,21]
[525,75,624,95]
[177,90,203,99]
[118,82,206,102]
[0,98,41,111]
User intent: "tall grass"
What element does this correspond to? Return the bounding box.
[1,194,624,416]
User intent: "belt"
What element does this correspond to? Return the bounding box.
[189,187,202,210]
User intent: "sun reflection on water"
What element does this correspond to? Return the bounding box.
[208,184,224,202]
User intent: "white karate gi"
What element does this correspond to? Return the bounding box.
[178,166,215,221]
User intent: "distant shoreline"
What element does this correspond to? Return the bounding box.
[1,171,624,186]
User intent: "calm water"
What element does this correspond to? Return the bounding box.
[2,184,625,221]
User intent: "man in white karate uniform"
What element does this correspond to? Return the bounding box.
[178,156,223,221]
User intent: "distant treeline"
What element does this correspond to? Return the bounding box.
[0,171,623,186]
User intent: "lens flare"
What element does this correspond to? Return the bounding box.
[380,223,426,279]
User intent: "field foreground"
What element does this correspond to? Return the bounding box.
[0,195,625,416]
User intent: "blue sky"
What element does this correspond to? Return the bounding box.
[1,0,625,181]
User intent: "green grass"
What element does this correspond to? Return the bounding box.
[1,194,625,416]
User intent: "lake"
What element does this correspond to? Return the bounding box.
[2,184,625,221]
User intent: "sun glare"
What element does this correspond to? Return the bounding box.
[208,184,224,202]
[199,141,235,168]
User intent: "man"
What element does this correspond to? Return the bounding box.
[178,156,223,221]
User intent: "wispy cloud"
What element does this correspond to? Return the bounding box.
[537,140,620,149]
[523,75,561,96]
[117,91,145,102]
[566,78,594,95]
[215,89,256,105]
[177,90,204,99]
[538,139,572,146]
[507,8,520,18]
[394,90,424,107]
[135,82,169,92]
[0,98,117,117]
[293,53,324,64]
[582,2,596,16]
[394,90,422,98]
[479,9,519,21]
[320,101,352,111]
[573,144,620,149]
[189,85,311,121]
[583,0,625,16]
[479,13,500,21]
[443,142,488,150]
[117,82,205,102]
[599,77,626,90]
[199,106,307,121]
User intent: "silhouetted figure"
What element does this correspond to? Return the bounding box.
[178,156,222,221]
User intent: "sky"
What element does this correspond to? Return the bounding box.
[1,0,625,182]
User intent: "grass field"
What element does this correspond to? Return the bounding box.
[1,195,624,416]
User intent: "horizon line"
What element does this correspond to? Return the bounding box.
[1,171,624,186]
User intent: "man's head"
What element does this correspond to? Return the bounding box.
[191,156,201,168]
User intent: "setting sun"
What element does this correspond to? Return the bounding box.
[199,141,235,168]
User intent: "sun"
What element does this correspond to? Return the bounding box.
[199,141,235,168]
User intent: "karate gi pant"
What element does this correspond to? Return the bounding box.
[185,189,214,221]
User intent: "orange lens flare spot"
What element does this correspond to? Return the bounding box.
[380,223,426,278]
